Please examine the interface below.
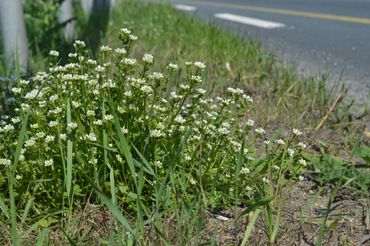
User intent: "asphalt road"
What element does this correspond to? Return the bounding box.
[161,0,370,103]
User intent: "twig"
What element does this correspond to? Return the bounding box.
[315,94,343,131]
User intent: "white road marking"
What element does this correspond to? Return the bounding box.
[214,13,285,29]
[175,4,197,11]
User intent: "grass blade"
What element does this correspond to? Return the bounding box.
[94,188,134,235]
[36,228,49,246]
[112,110,137,188]
[9,112,29,245]
[66,98,73,200]
[241,208,261,246]
[0,193,9,220]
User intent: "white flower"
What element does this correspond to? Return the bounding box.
[140,85,153,94]
[218,127,230,135]
[11,117,21,124]
[0,158,11,166]
[150,129,164,138]
[231,141,242,152]
[21,103,30,111]
[150,72,164,80]
[121,126,128,134]
[246,186,253,191]
[45,135,55,143]
[298,175,304,181]
[129,34,138,41]
[68,53,78,58]
[196,88,206,95]
[227,87,243,95]
[123,58,136,65]
[85,132,97,142]
[25,138,36,148]
[25,89,40,100]
[275,139,285,145]
[104,114,114,121]
[180,84,190,90]
[49,94,59,102]
[168,63,178,70]
[189,178,197,185]
[120,28,131,35]
[287,148,295,157]
[16,175,22,180]
[298,159,307,167]
[124,90,132,97]
[194,61,206,70]
[246,119,254,127]
[100,45,112,52]
[87,59,97,66]
[59,134,67,141]
[49,50,59,57]
[38,101,47,108]
[2,124,14,132]
[243,95,253,103]
[72,101,81,108]
[154,161,163,169]
[264,140,271,145]
[74,40,85,48]
[87,110,95,117]
[45,159,54,167]
[12,87,22,94]
[293,128,302,136]
[67,122,78,129]
[20,79,29,85]
[240,167,250,174]
[298,142,307,149]
[174,115,186,124]
[190,75,202,83]
[184,154,192,161]
[273,165,280,170]
[255,128,265,135]
[115,155,123,163]
[262,177,270,184]
[142,53,154,64]
[48,121,58,127]
[95,65,105,73]
[36,132,46,139]
[94,120,103,126]
[115,48,127,55]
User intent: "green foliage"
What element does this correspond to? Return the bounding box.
[0,0,364,243]
[0,28,309,244]
[352,145,370,164]
[305,146,370,195]
[23,0,65,56]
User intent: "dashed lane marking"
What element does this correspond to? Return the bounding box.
[215,13,285,29]
[175,4,197,11]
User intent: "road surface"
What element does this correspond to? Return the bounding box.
[162,0,370,103]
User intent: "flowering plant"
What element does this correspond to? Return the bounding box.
[0,29,308,221]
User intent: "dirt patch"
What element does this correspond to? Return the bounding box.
[201,181,369,245]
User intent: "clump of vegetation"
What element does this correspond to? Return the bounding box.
[0,28,310,244]
[23,0,64,57]
[0,0,368,244]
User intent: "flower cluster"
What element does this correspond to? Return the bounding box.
[0,28,309,212]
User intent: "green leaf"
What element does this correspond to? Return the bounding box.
[94,188,134,235]
[36,228,49,246]
[238,196,273,219]
[66,98,73,199]
[352,145,370,163]
[241,208,261,246]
